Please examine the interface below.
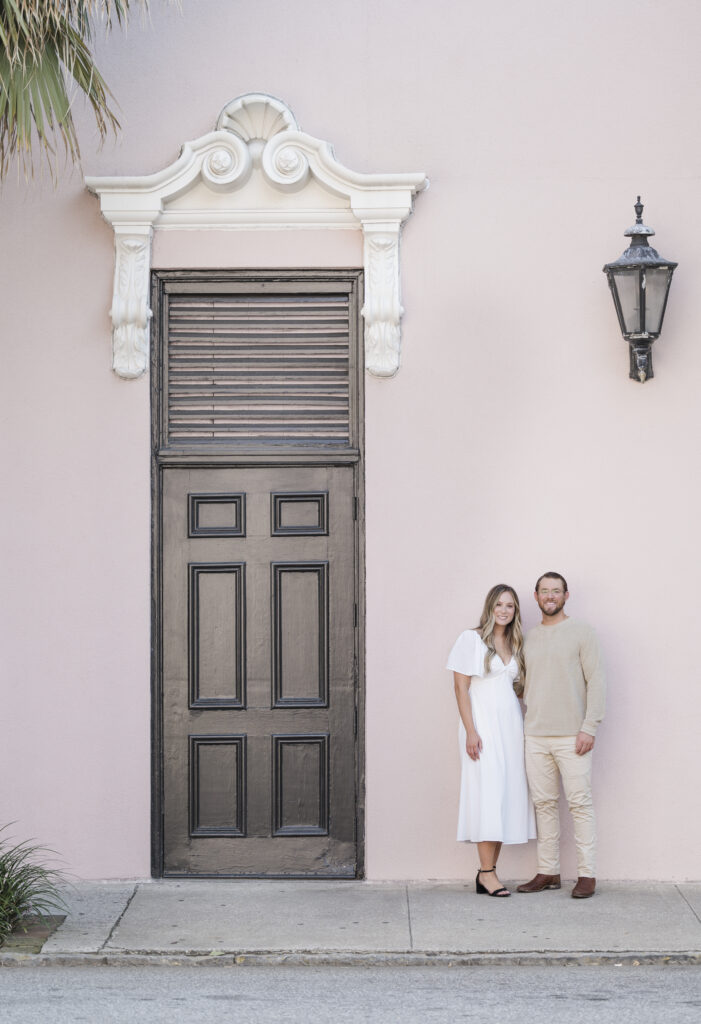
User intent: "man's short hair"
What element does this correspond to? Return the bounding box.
[535,571,568,594]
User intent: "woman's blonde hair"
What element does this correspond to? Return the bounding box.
[476,584,526,693]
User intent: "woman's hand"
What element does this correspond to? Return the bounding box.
[453,672,481,760]
[466,729,482,761]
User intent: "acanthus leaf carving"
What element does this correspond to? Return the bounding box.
[110,232,153,379]
[362,229,403,377]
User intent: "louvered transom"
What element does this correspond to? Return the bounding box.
[165,292,351,445]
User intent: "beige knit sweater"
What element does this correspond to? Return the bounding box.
[523,618,606,737]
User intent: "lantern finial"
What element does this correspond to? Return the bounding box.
[624,196,655,240]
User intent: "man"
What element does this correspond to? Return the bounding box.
[517,572,605,899]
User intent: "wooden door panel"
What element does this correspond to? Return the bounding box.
[161,465,357,876]
[189,734,246,836]
[189,562,246,706]
[272,561,328,705]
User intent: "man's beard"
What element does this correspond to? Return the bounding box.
[541,601,565,616]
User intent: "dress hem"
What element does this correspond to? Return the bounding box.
[457,837,536,845]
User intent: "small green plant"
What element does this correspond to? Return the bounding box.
[0,825,68,943]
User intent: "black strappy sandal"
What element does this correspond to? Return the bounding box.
[475,867,511,897]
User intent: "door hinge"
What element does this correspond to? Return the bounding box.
[354,705,358,736]
[353,496,358,521]
[354,603,358,628]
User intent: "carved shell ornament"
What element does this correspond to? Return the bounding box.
[85,93,427,379]
[215,93,299,141]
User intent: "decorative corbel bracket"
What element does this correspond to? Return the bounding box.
[86,94,427,379]
[110,228,153,378]
[361,225,403,377]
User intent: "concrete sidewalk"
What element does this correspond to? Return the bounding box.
[2,880,701,967]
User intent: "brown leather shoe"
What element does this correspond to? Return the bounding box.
[516,873,561,892]
[571,876,596,899]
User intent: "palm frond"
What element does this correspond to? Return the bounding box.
[0,0,150,180]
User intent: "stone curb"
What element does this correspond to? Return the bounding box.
[2,950,700,968]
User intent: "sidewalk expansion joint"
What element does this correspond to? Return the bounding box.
[405,885,414,950]
[676,884,701,927]
[99,883,139,953]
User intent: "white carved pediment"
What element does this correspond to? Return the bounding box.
[86,94,427,379]
[164,172,353,223]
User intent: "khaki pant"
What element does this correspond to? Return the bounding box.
[524,735,596,877]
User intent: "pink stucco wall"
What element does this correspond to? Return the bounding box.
[2,0,701,879]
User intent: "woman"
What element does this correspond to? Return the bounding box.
[446,584,535,896]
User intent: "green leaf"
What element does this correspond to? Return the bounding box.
[0,0,165,180]
[0,824,68,944]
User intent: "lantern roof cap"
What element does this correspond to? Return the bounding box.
[603,242,677,271]
[603,196,678,272]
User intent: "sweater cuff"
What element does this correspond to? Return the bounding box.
[581,721,598,737]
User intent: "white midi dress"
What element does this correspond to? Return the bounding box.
[447,629,536,844]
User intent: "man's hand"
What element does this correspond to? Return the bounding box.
[575,731,595,755]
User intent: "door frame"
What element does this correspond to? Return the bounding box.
[149,268,365,878]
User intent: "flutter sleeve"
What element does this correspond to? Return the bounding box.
[446,629,484,677]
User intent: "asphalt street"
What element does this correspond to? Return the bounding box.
[1,965,700,1024]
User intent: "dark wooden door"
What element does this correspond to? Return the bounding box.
[160,463,358,876]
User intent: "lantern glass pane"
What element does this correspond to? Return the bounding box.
[611,269,641,334]
[643,267,671,335]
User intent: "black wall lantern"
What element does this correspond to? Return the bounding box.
[603,197,677,382]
